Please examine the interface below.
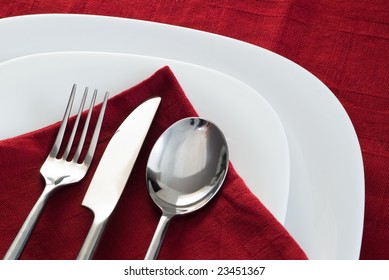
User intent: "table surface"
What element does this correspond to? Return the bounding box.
[0,0,388,260]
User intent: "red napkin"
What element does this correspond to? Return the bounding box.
[0,66,307,260]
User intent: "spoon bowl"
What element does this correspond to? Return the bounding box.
[145,117,229,259]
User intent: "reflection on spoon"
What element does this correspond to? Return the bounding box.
[145,117,229,260]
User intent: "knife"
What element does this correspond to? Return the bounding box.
[76,97,161,260]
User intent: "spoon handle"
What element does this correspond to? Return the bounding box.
[145,214,172,260]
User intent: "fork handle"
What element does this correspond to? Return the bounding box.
[77,217,108,260]
[3,186,54,260]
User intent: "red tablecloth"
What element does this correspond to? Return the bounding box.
[0,0,388,260]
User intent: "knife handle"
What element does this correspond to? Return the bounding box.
[77,217,108,260]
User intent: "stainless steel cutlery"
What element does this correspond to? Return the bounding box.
[77,97,161,260]
[4,85,227,260]
[4,84,108,259]
[144,118,228,259]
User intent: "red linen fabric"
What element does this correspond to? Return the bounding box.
[0,66,307,260]
[0,0,388,260]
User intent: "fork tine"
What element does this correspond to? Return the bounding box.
[49,84,76,158]
[72,89,97,163]
[82,91,109,166]
[62,87,88,160]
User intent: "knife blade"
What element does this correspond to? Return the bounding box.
[77,96,161,260]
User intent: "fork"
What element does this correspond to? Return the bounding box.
[3,84,109,260]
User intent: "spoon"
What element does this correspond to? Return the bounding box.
[144,117,229,260]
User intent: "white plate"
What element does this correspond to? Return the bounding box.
[0,51,290,233]
[0,14,364,259]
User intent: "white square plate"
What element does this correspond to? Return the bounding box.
[0,14,364,259]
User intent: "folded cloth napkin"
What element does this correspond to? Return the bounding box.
[0,66,307,260]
